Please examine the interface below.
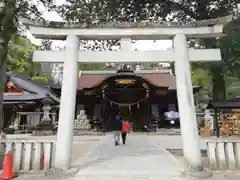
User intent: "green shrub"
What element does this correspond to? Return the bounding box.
[31,76,49,85]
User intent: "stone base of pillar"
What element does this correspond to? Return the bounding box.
[32,130,56,136]
[33,122,57,136]
[182,169,212,179]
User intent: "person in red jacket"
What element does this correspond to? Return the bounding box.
[121,120,130,144]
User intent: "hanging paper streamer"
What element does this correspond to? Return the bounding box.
[104,97,148,106]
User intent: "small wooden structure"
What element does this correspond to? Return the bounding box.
[3,71,60,133]
[207,99,240,137]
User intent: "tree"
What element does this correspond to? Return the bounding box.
[8,36,54,85]
[7,36,40,76]
[57,0,176,23]
[58,0,238,24]
[37,0,239,101]
[226,76,240,98]
[0,0,17,130]
[31,76,51,85]
[57,0,173,51]
[219,18,240,78]
[56,1,173,72]
[41,39,52,50]
[57,1,239,99]
[220,18,240,98]
[191,64,212,102]
[0,0,55,130]
[164,1,239,100]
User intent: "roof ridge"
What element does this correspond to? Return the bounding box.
[80,70,173,75]
[8,71,50,89]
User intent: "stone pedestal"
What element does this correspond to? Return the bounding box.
[33,130,56,136]
[182,169,212,179]
[33,104,55,136]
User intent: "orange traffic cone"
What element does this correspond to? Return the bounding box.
[0,151,13,179]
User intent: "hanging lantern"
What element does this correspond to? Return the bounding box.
[129,105,131,111]
[137,103,140,108]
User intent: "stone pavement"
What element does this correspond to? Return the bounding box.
[148,135,207,150]
[14,134,240,180]
[69,134,240,180]
[70,134,185,179]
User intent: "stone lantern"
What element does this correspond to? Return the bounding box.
[33,98,56,136]
[41,98,53,123]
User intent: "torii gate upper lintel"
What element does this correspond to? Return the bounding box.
[24,16,232,175]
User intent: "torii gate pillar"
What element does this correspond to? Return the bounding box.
[55,34,79,170]
[174,34,202,172]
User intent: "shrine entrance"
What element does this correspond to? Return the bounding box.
[97,70,154,131]
[119,106,130,120]
[107,102,149,131]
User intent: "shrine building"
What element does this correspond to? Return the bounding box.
[51,68,201,131]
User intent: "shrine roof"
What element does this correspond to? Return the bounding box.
[4,72,60,104]
[77,71,175,89]
[207,99,240,109]
[70,70,199,90]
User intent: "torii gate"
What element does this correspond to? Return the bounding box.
[23,15,231,174]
